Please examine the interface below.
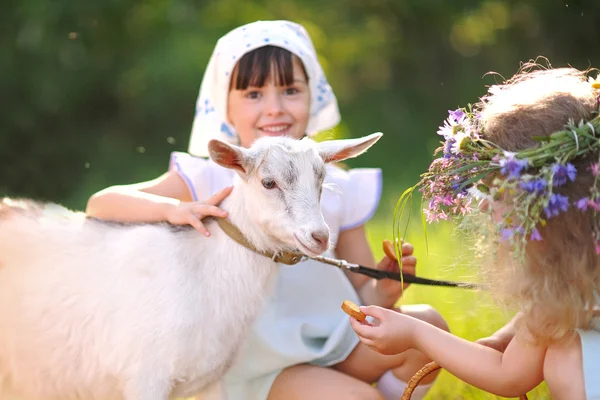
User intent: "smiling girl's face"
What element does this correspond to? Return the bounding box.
[227,46,311,148]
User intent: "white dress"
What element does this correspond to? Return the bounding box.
[170,152,382,399]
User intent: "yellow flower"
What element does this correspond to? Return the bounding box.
[541,219,547,227]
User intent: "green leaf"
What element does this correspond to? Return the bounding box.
[420,197,429,254]
[457,170,492,192]
[448,161,491,175]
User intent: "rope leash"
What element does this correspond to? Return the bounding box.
[309,254,482,289]
[215,217,481,289]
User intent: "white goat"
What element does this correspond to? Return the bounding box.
[0,132,382,400]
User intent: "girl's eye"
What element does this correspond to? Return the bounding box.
[246,91,261,99]
[284,87,299,95]
[261,179,277,190]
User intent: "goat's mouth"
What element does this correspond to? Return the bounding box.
[293,233,328,257]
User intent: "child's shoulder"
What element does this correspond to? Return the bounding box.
[324,164,383,230]
[170,151,210,169]
[169,151,234,200]
[169,151,230,175]
[325,164,382,187]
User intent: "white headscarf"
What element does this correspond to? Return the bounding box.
[188,20,341,157]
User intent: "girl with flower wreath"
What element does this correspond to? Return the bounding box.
[350,63,600,399]
[86,20,448,400]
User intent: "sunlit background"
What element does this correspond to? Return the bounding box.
[2,0,599,398]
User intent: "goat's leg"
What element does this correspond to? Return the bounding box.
[122,378,170,400]
[194,379,226,400]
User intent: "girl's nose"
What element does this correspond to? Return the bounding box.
[264,93,284,116]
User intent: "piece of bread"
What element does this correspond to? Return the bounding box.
[341,300,366,321]
[382,238,399,260]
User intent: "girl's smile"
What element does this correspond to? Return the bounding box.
[259,123,293,136]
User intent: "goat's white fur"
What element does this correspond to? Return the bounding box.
[0,133,382,400]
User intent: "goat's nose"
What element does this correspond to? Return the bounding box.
[311,231,329,248]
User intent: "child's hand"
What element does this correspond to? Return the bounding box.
[475,313,520,353]
[349,305,416,355]
[165,186,233,236]
[475,335,513,353]
[372,239,417,308]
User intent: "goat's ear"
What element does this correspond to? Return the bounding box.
[318,132,383,163]
[208,139,250,174]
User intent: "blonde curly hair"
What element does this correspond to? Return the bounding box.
[480,62,600,343]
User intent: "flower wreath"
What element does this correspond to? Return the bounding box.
[396,76,600,256]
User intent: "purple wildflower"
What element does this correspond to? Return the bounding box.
[520,179,547,194]
[451,180,468,195]
[552,163,577,186]
[499,152,529,179]
[500,228,514,241]
[576,197,589,211]
[589,199,600,212]
[449,109,466,124]
[441,195,454,206]
[500,226,525,241]
[423,208,448,223]
[443,138,456,158]
[530,228,543,241]
[590,163,599,177]
[544,193,570,218]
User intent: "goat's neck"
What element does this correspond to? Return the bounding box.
[219,185,280,254]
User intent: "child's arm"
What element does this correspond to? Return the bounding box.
[86,171,231,236]
[350,306,545,398]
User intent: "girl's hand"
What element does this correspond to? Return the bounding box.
[371,239,417,308]
[349,305,416,355]
[476,335,514,353]
[475,313,521,353]
[165,186,233,236]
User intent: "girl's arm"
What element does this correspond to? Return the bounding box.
[87,172,190,221]
[350,306,545,398]
[86,171,231,235]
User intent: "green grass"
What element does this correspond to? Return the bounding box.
[365,216,550,400]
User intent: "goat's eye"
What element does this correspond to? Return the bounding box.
[261,179,277,190]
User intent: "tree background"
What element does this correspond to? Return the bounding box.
[3,0,599,210]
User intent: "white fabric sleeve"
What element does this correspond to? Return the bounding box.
[340,168,383,231]
[168,151,210,202]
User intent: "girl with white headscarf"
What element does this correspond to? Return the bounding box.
[87,20,446,400]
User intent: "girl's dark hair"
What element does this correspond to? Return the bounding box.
[231,46,308,90]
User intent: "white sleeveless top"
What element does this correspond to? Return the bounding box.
[169,152,382,399]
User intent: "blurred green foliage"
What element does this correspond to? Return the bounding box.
[2,0,599,210]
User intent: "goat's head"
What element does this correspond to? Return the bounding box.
[207,132,382,256]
